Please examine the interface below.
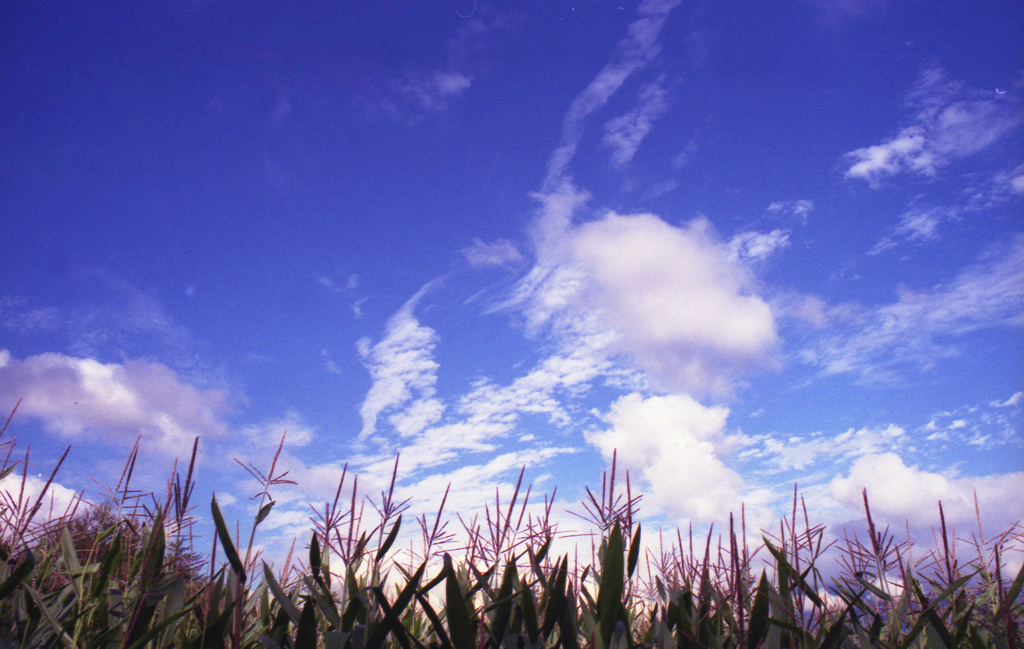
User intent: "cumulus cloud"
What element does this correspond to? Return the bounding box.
[801,235,1024,382]
[0,349,229,456]
[357,279,445,440]
[844,67,1022,185]
[586,393,742,520]
[566,213,778,396]
[830,452,1024,529]
[0,472,81,532]
[461,238,523,269]
[603,76,671,167]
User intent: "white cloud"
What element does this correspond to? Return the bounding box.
[766,199,814,224]
[868,205,958,255]
[389,69,472,115]
[0,297,59,334]
[586,393,742,521]
[966,162,1024,210]
[567,213,778,396]
[757,424,907,472]
[771,292,834,329]
[241,410,316,447]
[728,229,791,263]
[545,0,683,187]
[992,392,1023,408]
[0,349,229,457]
[357,279,445,440]
[461,238,523,269]
[802,235,1024,382]
[603,76,671,167]
[0,472,81,534]
[844,67,1022,185]
[361,12,517,123]
[830,452,1024,529]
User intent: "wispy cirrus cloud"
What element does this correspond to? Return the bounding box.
[844,67,1022,185]
[867,204,959,255]
[461,238,523,269]
[545,0,683,188]
[800,235,1024,382]
[965,162,1024,210]
[360,11,518,123]
[357,279,446,440]
[766,199,814,224]
[603,75,671,167]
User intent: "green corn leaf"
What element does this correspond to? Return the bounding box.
[557,584,581,649]
[376,514,402,562]
[896,573,973,649]
[627,523,642,580]
[954,602,976,647]
[0,546,34,600]
[817,609,850,649]
[22,582,78,648]
[211,495,246,584]
[597,522,625,647]
[60,526,81,573]
[746,571,771,649]
[762,538,823,608]
[422,557,451,594]
[529,536,552,579]
[416,592,453,649]
[520,577,540,643]
[390,558,427,621]
[255,499,275,526]
[341,568,367,631]
[924,607,956,649]
[446,566,477,649]
[540,556,569,639]
[303,574,342,629]
[125,604,194,649]
[263,562,301,626]
[90,530,123,598]
[309,532,321,578]
[324,630,349,649]
[994,558,1024,620]
[258,634,284,649]
[491,561,519,645]
[295,599,319,648]
[545,556,572,637]
[853,572,893,602]
[367,587,415,649]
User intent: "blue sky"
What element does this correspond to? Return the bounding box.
[1,0,1022,561]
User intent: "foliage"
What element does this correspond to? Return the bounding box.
[0,403,1021,649]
